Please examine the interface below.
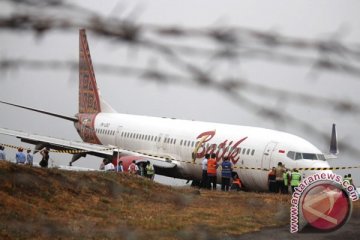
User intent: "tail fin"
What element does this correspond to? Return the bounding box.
[79,29,116,114]
[329,123,339,155]
[79,29,102,114]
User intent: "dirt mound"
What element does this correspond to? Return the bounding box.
[0,162,293,239]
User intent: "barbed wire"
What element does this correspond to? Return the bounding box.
[1,58,360,116]
[1,0,360,158]
[1,0,360,76]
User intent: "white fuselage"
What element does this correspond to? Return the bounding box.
[92,112,331,191]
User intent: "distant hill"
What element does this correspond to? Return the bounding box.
[1,162,357,240]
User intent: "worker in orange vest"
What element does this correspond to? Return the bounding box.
[231,174,242,191]
[207,153,218,190]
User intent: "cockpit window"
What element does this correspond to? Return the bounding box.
[287,151,295,160]
[295,152,302,160]
[287,151,326,161]
[302,153,317,160]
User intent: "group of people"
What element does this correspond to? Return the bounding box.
[268,162,358,194]
[268,162,301,194]
[0,145,50,168]
[343,174,354,186]
[100,158,155,180]
[200,153,242,191]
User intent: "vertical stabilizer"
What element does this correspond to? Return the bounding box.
[329,123,339,155]
[79,29,101,114]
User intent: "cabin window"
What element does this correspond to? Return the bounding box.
[151,136,154,141]
[246,149,250,155]
[242,148,246,155]
[174,139,177,144]
[154,136,157,142]
[180,140,183,145]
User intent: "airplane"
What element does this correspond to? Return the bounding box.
[0,29,337,191]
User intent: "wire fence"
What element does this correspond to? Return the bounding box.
[1,0,360,158]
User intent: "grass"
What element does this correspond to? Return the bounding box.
[1,161,358,239]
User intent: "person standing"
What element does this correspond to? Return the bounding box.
[275,162,286,193]
[128,160,139,174]
[207,153,218,190]
[348,174,354,186]
[221,157,233,191]
[0,146,6,160]
[25,149,33,166]
[201,154,210,189]
[146,161,155,180]
[104,159,115,171]
[16,148,26,164]
[39,149,49,168]
[268,167,276,192]
[117,160,124,172]
[290,169,301,193]
[283,167,290,194]
[139,162,146,176]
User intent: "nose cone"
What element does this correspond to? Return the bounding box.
[298,160,333,178]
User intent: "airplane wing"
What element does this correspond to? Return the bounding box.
[0,127,177,168]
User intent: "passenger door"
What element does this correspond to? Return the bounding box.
[261,142,278,169]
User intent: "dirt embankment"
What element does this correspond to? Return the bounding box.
[1,161,357,240]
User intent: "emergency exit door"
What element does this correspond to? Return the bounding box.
[261,142,278,169]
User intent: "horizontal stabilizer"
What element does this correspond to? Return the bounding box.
[0,100,78,122]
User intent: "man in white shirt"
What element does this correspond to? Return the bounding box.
[201,154,210,189]
[104,159,115,171]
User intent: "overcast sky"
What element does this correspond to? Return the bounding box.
[1,0,359,186]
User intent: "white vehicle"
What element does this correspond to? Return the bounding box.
[0,29,337,191]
